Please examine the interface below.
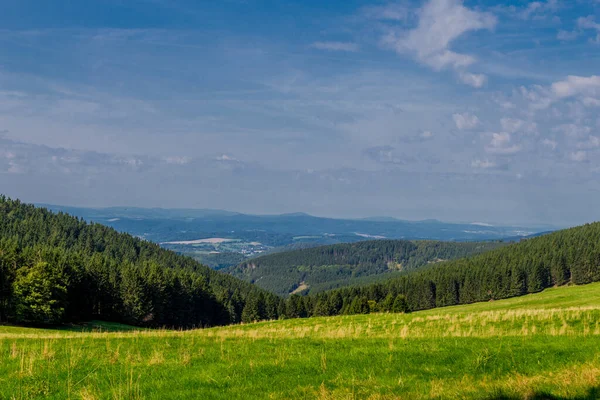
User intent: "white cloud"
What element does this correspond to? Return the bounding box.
[578,16,600,43]
[118,157,144,169]
[458,72,487,88]
[557,29,579,41]
[6,161,24,174]
[485,132,522,155]
[577,136,600,149]
[520,76,600,111]
[500,118,538,134]
[311,42,360,52]
[163,156,191,165]
[492,95,516,110]
[215,154,239,162]
[582,97,600,107]
[362,3,409,21]
[542,139,558,150]
[382,0,496,71]
[471,159,496,169]
[554,124,592,138]
[519,0,559,20]
[362,145,406,165]
[570,150,587,162]
[421,130,433,139]
[489,132,510,147]
[552,75,600,99]
[519,85,554,110]
[453,112,479,130]
[579,16,600,30]
[2,151,16,160]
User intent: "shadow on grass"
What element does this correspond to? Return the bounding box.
[1,320,143,333]
[58,320,142,333]
[486,386,600,400]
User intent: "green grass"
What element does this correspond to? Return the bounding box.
[2,283,600,399]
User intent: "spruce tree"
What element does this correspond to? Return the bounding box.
[391,294,408,313]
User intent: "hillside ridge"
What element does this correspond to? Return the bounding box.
[226,239,507,296]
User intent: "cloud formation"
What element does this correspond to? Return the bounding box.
[453,112,480,130]
[311,41,360,52]
[381,0,495,87]
[578,16,600,43]
[485,132,522,155]
[1,0,600,225]
[459,72,487,88]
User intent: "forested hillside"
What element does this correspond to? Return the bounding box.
[227,240,506,296]
[292,222,600,317]
[3,196,600,328]
[0,197,280,328]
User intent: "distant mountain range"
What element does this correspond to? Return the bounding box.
[36,203,555,269]
[37,204,240,219]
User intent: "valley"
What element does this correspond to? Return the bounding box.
[3,1,598,397]
[2,198,600,399]
[39,204,548,270]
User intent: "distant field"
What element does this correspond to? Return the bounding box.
[162,237,237,245]
[2,283,600,399]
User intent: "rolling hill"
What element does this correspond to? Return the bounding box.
[226,240,507,296]
[301,221,600,317]
[2,283,600,399]
[38,204,546,272]
[4,196,600,330]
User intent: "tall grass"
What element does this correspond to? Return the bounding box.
[1,283,600,399]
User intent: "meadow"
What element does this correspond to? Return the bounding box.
[2,283,600,399]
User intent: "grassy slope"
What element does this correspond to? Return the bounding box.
[1,283,600,399]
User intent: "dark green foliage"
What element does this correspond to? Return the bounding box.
[188,252,247,270]
[347,296,370,314]
[296,222,600,318]
[0,197,278,328]
[12,262,68,324]
[241,292,266,323]
[285,295,308,319]
[228,240,505,296]
[391,295,408,313]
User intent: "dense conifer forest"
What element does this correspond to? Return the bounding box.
[227,240,506,295]
[0,197,280,327]
[225,240,506,296]
[296,222,600,317]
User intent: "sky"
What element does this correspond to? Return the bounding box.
[1,0,600,226]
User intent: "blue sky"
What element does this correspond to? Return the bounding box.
[1,0,600,225]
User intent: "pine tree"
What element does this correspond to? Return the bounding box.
[391,294,408,313]
[380,293,394,312]
[241,293,263,323]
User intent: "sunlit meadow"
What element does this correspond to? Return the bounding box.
[2,283,600,399]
